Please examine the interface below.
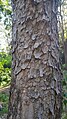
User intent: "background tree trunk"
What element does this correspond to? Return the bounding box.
[7,0,62,119]
[64,40,67,66]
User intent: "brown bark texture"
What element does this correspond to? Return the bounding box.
[7,0,62,119]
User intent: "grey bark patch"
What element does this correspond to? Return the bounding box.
[29,90,40,99]
[38,103,44,119]
[42,46,48,54]
[27,102,34,119]
[34,51,42,59]
[32,34,37,40]
[34,42,40,48]
[39,68,44,77]
[21,63,28,69]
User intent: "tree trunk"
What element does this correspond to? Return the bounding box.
[7,0,62,119]
[64,40,67,66]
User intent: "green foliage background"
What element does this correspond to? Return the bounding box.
[0,0,12,30]
[0,92,9,115]
[62,69,67,119]
[0,51,11,87]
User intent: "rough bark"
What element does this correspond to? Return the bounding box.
[7,0,62,119]
[64,40,67,66]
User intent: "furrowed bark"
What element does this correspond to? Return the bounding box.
[7,0,62,119]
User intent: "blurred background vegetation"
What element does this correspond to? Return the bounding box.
[0,51,11,87]
[0,0,67,118]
